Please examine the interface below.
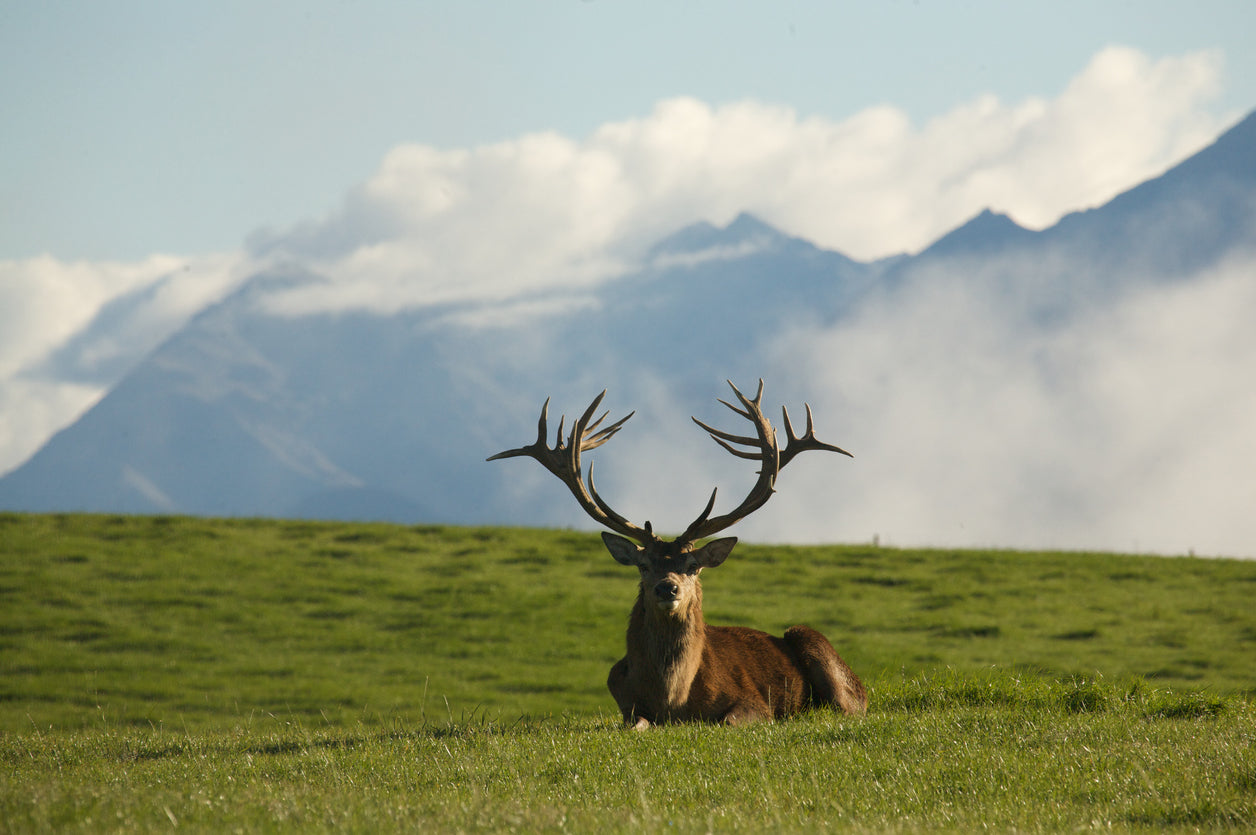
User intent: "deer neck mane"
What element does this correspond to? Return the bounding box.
[629,579,706,707]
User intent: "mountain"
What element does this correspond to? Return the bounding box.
[877,111,1256,321]
[915,209,1037,259]
[2,111,1255,550]
[905,110,1256,276]
[1044,109,1256,277]
[0,212,870,527]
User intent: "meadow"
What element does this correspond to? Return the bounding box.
[1,512,1254,832]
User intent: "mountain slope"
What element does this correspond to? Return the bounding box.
[0,217,870,526]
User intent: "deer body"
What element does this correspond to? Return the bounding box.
[609,621,858,727]
[604,532,866,727]
[489,380,868,727]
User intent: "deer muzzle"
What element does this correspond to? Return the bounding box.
[653,579,682,612]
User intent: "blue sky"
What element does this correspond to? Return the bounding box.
[3,0,1254,260]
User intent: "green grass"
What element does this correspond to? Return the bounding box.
[2,513,1255,831]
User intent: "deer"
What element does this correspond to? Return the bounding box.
[488,379,867,728]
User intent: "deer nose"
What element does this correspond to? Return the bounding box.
[654,579,679,601]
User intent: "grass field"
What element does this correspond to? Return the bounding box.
[2,512,1254,831]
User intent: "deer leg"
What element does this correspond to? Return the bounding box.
[607,656,645,726]
[720,703,773,726]
[784,625,868,716]
[719,686,775,725]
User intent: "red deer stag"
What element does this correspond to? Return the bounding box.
[489,380,866,727]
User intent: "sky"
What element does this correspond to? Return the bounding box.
[3,1,1254,260]
[2,2,1255,555]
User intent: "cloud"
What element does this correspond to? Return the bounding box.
[251,46,1231,317]
[0,255,174,379]
[0,252,246,475]
[0,377,103,477]
[727,251,1256,558]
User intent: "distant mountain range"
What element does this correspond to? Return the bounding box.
[3,111,1254,552]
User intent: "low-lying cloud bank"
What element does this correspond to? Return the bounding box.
[743,254,1256,557]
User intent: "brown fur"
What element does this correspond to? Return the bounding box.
[603,533,867,728]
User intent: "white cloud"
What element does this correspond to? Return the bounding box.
[0,252,246,475]
[0,255,173,379]
[252,46,1230,317]
[918,46,1227,230]
[0,377,103,475]
[731,252,1256,558]
[647,237,776,271]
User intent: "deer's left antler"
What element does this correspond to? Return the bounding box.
[679,379,851,544]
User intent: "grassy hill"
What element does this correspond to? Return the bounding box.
[3,513,1252,730]
[2,513,1254,831]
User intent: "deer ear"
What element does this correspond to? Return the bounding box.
[602,532,644,566]
[692,536,737,568]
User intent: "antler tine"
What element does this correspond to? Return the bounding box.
[566,390,606,452]
[691,379,776,459]
[683,487,721,534]
[691,417,765,460]
[560,391,603,480]
[781,402,801,444]
[554,414,566,449]
[715,396,752,419]
[486,398,553,463]
[537,398,553,446]
[710,378,765,418]
[583,411,634,452]
[733,377,765,406]
[582,409,609,440]
[680,379,851,545]
[587,460,649,535]
[488,391,653,544]
[779,403,853,468]
[679,379,780,543]
[727,378,777,469]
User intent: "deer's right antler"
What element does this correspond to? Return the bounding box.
[678,379,852,544]
[487,391,655,544]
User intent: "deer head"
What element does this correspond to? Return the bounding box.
[488,380,852,616]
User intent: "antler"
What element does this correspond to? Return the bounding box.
[487,391,655,544]
[680,379,852,543]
